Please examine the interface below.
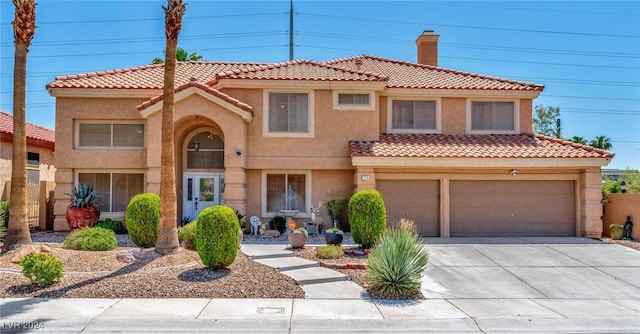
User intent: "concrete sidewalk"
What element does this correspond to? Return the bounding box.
[1,238,640,333]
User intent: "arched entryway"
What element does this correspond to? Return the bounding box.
[182,123,225,220]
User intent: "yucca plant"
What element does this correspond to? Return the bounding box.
[66,183,102,208]
[365,225,429,299]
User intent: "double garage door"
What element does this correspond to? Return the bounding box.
[379,180,575,237]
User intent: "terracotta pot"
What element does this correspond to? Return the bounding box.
[288,231,308,248]
[65,206,100,231]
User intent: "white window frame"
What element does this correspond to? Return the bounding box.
[75,120,146,150]
[387,97,441,134]
[466,99,520,134]
[263,90,315,138]
[332,91,375,111]
[261,170,312,218]
[75,170,146,213]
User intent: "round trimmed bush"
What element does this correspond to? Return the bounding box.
[125,193,160,248]
[179,221,197,250]
[196,205,240,269]
[96,219,127,234]
[63,227,118,251]
[349,190,387,249]
[19,253,64,287]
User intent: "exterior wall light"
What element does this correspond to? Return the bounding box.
[621,181,627,193]
[194,115,200,152]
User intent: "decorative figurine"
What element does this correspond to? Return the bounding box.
[623,216,633,240]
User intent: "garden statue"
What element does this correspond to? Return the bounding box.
[250,216,261,236]
[623,216,633,240]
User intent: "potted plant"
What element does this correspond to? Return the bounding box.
[288,220,307,248]
[609,224,624,240]
[324,227,344,246]
[65,183,102,231]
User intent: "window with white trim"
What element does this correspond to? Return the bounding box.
[78,173,144,212]
[470,101,515,131]
[333,92,374,110]
[389,99,438,132]
[265,173,307,213]
[77,122,145,148]
[268,93,309,133]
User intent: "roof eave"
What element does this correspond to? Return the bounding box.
[351,156,613,168]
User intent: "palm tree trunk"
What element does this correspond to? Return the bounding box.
[3,0,36,253]
[155,0,185,255]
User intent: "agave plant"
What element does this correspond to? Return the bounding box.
[66,184,102,208]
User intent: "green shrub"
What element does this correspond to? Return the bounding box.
[327,199,350,232]
[19,253,64,287]
[196,206,240,269]
[125,193,160,248]
[365,226,429,299]
[179,221,197,250]
[63,227,118,251]
[269,215,286,234]
[96,218,127,234]
[0,201,8,240]
[349,190,387,248]
[315,245,344,259]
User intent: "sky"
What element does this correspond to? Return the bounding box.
[0,0,639,169]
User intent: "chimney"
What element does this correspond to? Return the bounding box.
[415,30,439,67]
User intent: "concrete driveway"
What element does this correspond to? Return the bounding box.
[419,237,640,331]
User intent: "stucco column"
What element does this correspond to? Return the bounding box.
[146,114,162,195]
[224,167,246,215]
[440,177,450,237]
[53,168,73,231]
[580,168,603,238]
[354,167,375,192]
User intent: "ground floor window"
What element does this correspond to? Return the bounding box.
[265,172,308,214]
[78,173,144,212]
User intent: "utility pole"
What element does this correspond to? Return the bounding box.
[289,0,294,60]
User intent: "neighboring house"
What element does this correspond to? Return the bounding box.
[0,110,56,201]
[46,31,612,237]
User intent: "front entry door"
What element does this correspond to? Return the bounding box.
[183,173,224,220]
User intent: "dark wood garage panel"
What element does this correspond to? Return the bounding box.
[377,180,439,236]
[450,180,575,237]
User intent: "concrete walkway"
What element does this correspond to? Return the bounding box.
[1,237,639,333]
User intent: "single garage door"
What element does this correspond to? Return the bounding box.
[451,180,575,237]
[377,180,439,236]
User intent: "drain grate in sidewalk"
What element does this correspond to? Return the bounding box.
[257,307,285,314]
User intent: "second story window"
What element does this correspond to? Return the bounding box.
[389,99,438,133]
[265,91,314,137]
[333,92,374,110]
[469,101,516,132]
[27,152,40,166]
[77,122,145,149]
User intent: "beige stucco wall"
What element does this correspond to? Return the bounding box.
[441,97,467,134]
[603,193,640,240]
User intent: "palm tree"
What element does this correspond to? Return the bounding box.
[155,0,185,255]
[3,0,36,253]
[589,135,612,150]
[151,46,202,64]
[570,136,587,145]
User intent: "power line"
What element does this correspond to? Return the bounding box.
[433,3,640,17]
[297,13,640,39]
[545,95,640,102]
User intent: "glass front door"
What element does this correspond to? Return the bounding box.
[183,173,224,220]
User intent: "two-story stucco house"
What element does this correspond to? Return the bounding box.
[46,31,613,237]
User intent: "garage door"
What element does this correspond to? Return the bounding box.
[377,180,439,236]
[451,180,575,237]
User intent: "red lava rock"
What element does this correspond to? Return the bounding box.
[335,263,348,270]
[323,262,336,269]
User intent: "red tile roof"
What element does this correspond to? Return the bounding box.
[350,134,613,159]
[325,55,544,91]
[136,79,253,114]
[0,110,55,146]
[214,59,386,82]
[46,56,542,91]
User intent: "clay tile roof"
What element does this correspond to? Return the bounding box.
[214,59,387,82]
[350,133,613,159]
[136,80,253,114]
[46,62,265,90]
[324,55,544,91]
[0,110,55,144]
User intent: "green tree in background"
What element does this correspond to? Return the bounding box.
[570,136,587,145]
[589,135,613,150]
[152,46,202,64]
[533,104,561,138]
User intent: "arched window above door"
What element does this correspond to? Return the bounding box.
[186,131,224,169]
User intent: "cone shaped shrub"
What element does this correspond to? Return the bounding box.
[365,226,429,299]
[196,206,240,269]
[125,193,160,248]
[349,190,386,248]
